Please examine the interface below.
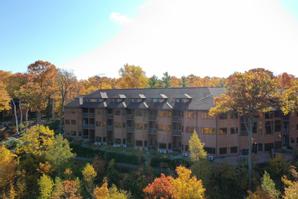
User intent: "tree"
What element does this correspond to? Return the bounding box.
[18,125,55,157]
[109,185,129,199]
[170,76,180,87]
[51,177,64,199]
[119,64,148,88]
[161,72,171,88]
[209,68,278,189]
[26,60,58,120]
[143,174,174,199]
[280,79,298,115]
[148,75,160,88]
[0,80,11,111]
[61,179,82,199]
[93,180,109,199]
[260,171,280,199]
[82,163,97,195]
[181,76,188,87]
[171,166,205,199]
[38,174,54,199]
[44,134,75,174]
[0,146,17,193]
[56,69,78,118]
[283,181,298,199]
[189,130,207,162]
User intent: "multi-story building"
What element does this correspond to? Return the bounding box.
[64,87,298,157]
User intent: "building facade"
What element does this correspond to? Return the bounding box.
[64,88,298,157]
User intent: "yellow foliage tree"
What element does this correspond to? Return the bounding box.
[189,130,207,162]
[171,166,205,199]
[0,146,17,194]
[82,163,97,194]
[93,180,109,199]
[118,64,148,88]
[0,80,11,111]
[18,125,55,157]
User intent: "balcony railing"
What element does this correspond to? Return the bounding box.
[82,124,95,129]
[83,113,95,118]
[172,129,182,136]
[172,116,183,122]
[149,128,157,134]
[127,127,135,133]
[107,125,113,131]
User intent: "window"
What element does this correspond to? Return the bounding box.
[186,111,196,119]
[219,147,227,154]
[115,138,121,144]
[230,112,238,119]
[135,110,143,117]
[296,124,298,131]
[103,137,106,142]
[230,127,238,134]
[275,120,281,132]
[83,130,88,139]
[71,131,76,136]
[219,128,228,135]
[241,149,248,155]
[136,140,143,146]
[230,146,238,153]
[159,143,167,149]
[71,120,76,125]
[96,121,101,127]
[205,147,216,154]
[265,121,273,134]
[265,112,274,119]
[253,122,258,134]
[202,128,215,135]
[219,113,228,119]
[114,122,123,128]
[78,131,82,136]
[95,137,101,142]
[296,138,298,143]
[264,143,274,151]
[201,112,212,119]
[136,123,144,130]
[65,120,70,125]
[185,126,195,133]
[115,110,121,115]
[122,139,126,144]
[258,143,263,151]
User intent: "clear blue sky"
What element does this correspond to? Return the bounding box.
[0,0,144,73]
[1,0,298,77]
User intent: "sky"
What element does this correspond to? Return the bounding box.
[1,0,298,79]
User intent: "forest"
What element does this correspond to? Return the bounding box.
[1,60,298,199]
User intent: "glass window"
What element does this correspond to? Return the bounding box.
[202,128,215,135]
[71,120,76,125]
[205,147,216,154]
[275,120,281,132]
[219,113,228,119]
[258,143,263,151]
[219,128,228,135]
[65,120,70,125]
[265,121,273,134]
[219,147,227,154]
[230,146,238,153]
[230,112,238,119]
[230,127,238,134]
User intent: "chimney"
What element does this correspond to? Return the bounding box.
[79,96,84,105]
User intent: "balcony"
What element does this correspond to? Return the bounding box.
[83,113,95,118]
[82,124,95,129]
[149,115,157,121]
[172,128,182,136]
[127,127,135,133]
[107,125,113,131]
[149,128,157,134]
[126,114,134,120]
[172,116,183,122]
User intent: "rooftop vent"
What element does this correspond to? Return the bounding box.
[100,92,108,99]
[79,96,84,105]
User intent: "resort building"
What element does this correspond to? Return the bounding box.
[64,88,298,157]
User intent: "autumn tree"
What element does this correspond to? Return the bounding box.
[181,76,188,87]
[280,79,298,115]
[38,174,54,199]
[82,163,97,195]
[260,171,280,199]
[26,60,58,120]
[93,179,129,199]
[170,76,180,87]
[189,130,207,162]
[0,80,11,111]
[56,69,78,117]
[143,174,174,199]
[0,146,17,195]
[61,179,82,199]
[119,64,148,88]
[18,125,55,157]
[171,166,205,199]
[209,68,278,188]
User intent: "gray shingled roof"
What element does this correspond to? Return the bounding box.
[65,87,225,110]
